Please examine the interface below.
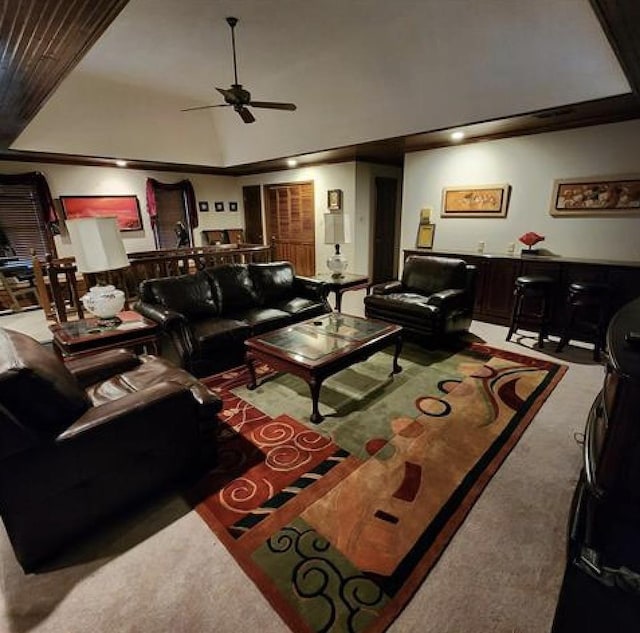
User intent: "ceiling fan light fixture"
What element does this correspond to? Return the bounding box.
[450,131,465,141]
[115,159,127,167]
[287,159,298,167]
[181,17,297,123]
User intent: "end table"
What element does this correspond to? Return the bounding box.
[50,310,160,359]
[312,272,370,312]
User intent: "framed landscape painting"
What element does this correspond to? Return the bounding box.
[60,195,143,231]
[441,184,510,217]
[550,175,640,216]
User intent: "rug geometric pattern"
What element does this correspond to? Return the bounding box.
[192,343,566,633]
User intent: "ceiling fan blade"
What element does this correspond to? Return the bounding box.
[181,104,230,112]
[249,101,297,111]
[237,107,255,124]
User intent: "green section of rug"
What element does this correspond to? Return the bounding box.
[194,342,566,633]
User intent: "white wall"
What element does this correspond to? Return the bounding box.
[402,120,640,263]
[0,160,242,255]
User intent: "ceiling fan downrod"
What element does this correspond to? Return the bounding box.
[226,16,240,87]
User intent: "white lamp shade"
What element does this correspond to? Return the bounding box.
[66,217,129,273]
[324,213,351,244]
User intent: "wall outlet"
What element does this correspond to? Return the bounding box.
[507,242,515,254]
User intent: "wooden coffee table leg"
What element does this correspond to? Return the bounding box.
[246,355,258,390]
[308,376,324,424]
[391,333,403,375]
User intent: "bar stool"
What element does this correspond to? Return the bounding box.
[506,275,555,348]
[555,281,611,361]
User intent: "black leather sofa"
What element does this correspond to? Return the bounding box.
[364,255,476,340]
[0,327,221,571]
[136,261,331,376]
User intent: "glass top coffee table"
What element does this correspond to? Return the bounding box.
[245,313,403,423]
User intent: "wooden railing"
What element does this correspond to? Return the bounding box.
[33,243,272,322]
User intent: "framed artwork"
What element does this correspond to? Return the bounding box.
[441,184,510,218]
[214,201,224,212]
[416,223,435,248]
[550,175,640,216]
[60,195,143,231]
[229,201,238,212]
[327,189,343,211]
[198,201,209,212]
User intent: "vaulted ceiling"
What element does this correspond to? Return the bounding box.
[1,0,639,174]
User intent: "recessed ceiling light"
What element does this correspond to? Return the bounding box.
[287,159,298,167]
[115,159,128,167]
[450,131,465,141]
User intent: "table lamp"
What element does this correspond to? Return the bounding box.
[66,217,129,326]
[324,212,351,278]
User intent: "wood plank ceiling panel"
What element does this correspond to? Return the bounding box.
[0,0,130,149]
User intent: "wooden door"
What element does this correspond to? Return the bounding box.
[264,182,315,276]
[372,177,399,283]
[243,185,263,244]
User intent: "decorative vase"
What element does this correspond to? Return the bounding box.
[326,245,348,278]
[81,285,125,325]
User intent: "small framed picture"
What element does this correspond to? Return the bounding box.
[214,201,224,212]
[229,201,238,212]
[327,189,342,211]
[198,201,209,212]
[416,223,435,248]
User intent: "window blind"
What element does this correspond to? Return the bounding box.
[0,183,51,259]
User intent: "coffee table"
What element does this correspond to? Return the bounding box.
[245,313,403,423]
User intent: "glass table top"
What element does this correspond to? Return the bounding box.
[250,314,393,361]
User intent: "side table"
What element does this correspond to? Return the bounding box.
[312,272,370,312]
[49,310,160,359]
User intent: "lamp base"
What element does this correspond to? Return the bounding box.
[327,244,348,278]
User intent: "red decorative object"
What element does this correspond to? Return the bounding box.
[519,232,545,249]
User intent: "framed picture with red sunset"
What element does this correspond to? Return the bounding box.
[60,195,143,231]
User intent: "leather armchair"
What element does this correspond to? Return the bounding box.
[0,327,221,571]
[364,255,477,339]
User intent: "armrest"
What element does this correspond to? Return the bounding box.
[56,382,196,441]
[370,280,402,295]
[134,302,187,330]
[426,288,468,311]
[293,276,329,300]
[65,348,141,388]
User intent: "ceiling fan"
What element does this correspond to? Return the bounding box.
[181,16,297,124]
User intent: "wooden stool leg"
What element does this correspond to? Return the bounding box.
[506,289,523,342]
[556,303,576,353]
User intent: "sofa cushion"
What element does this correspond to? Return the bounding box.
[190,318,251,356]
[402,256,468,296]
[249,262,295,304]
[274,296,328,319]
[145,272,219,318]
[229,307,292,335]
[206,264,260,314]
[0,328,90,437]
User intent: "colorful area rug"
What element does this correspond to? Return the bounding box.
[190,342,566,633]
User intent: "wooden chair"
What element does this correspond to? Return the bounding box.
[31,253,85,322]
[226,228,245,244]
[0,270,39,312]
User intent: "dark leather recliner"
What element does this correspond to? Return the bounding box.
[136,261,331,377]
[0,327,221,572]
[364,255,477,339]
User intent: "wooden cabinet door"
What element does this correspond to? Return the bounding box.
[265,182,315,277]
[479,259,520,324]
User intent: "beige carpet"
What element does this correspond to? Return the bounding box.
[0,295,603,633]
